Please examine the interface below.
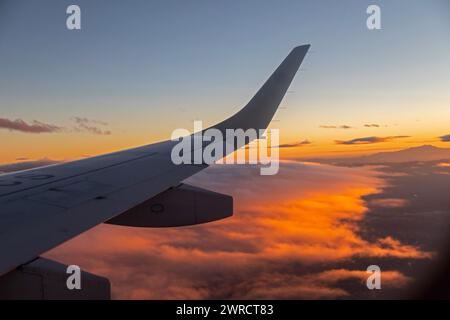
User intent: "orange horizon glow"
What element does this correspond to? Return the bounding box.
[1,130,450,166]
[2,97,450,165]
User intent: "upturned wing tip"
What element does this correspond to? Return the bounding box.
[292,44,311,53]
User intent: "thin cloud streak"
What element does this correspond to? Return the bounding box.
[320,125,353,129]
[0,118,62,134]
[276,140,311,148]
[0,116,112,136]
[335,136,410,145]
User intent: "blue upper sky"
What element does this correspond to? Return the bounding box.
[1,0,449,160]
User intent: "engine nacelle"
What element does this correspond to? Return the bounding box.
[0,258,110,300]
[105,183,233,227]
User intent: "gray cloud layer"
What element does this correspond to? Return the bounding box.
[0,117,112,135]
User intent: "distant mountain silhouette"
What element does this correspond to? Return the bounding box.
[316,145,450,165]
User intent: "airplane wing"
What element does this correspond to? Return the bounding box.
[0,45,310,299]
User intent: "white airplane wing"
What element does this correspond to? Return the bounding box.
[0,45,310,299]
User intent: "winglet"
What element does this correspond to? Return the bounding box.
[211,44,310,133]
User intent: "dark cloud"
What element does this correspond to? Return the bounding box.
[320,125,353,129]
[364,124,381,128]
[0,118,62,134]
[0,116,112,135]
[335,136,410,145]
[439,135,450,142]
[72,117,111,135]
[276,140,311,148]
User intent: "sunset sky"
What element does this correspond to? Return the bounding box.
[1,0,450,163]
[1,1,450,300]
